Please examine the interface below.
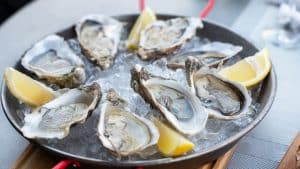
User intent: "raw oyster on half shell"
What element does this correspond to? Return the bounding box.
[138,17,203,60]
[21,83,101,139]
[75,15,123,69]
[185,57,251,120]
[98,89,159,156]
[131,65,208,135]
[21,35,86,88]
[167,42,243,70]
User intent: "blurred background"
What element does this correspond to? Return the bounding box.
[0,0,32,24]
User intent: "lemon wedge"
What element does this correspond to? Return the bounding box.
[153,118,194,157]
[219,48,271,88]
[4,67,55,107]
[127,7,156,50]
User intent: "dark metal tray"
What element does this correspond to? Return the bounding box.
[1,14,277,168]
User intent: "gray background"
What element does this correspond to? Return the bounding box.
[0,0,299,168]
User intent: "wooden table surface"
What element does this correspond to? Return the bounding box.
[0,0,299,169]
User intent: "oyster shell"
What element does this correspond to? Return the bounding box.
[131,65,208,135]
[21,83,101,139]
[98,89,159,156]
[167,42,243,70]
[75,15,123,69]
[21,35,86,88]
[185,57,251,120]
[138,17,203,60]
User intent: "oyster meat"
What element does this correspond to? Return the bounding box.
[98,89,159,156]
[75,15,123,69]
[185,57,251,120]
[21,83,101,139]
[167,42,243,69]
[138,17,203,60]
[21,35,86,88]
[131,65,208,135]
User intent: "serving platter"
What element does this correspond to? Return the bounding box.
[1,14,277,167]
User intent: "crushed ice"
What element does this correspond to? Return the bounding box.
[15,37,260,161]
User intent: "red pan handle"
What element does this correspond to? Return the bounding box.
[139,0,215,19]
[200,0,215,18]
[139,0,145,11]
[51,159,142,169]
[52,159,80,169]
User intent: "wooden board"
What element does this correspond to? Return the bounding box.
[11,144,58,169]
[11,144,237,169]
[277,132,300,169]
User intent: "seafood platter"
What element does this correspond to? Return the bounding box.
[1,9,276,167]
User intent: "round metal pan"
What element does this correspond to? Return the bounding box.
[1,14,277,168]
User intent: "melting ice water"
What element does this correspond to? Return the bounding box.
[16,37,260,161]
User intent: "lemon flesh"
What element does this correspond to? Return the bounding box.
[4,67,55,107]
[153,118,194,157]
[219,48,271,88]
[127,7,156,50]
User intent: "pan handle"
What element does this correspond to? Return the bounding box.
[52,159,81,169]
[138,0,215,19]
[200,0,215,18]
[52,160,144,169]
[139,0,145,11]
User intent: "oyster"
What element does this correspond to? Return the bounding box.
[167,42,243,69]
[138,17,203,60]
[131,65,208,135]
[21,83,101,139]
[98,89,159,156]
[21,35,86,88]
[185,57,251,120]
[75,15,123,69]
